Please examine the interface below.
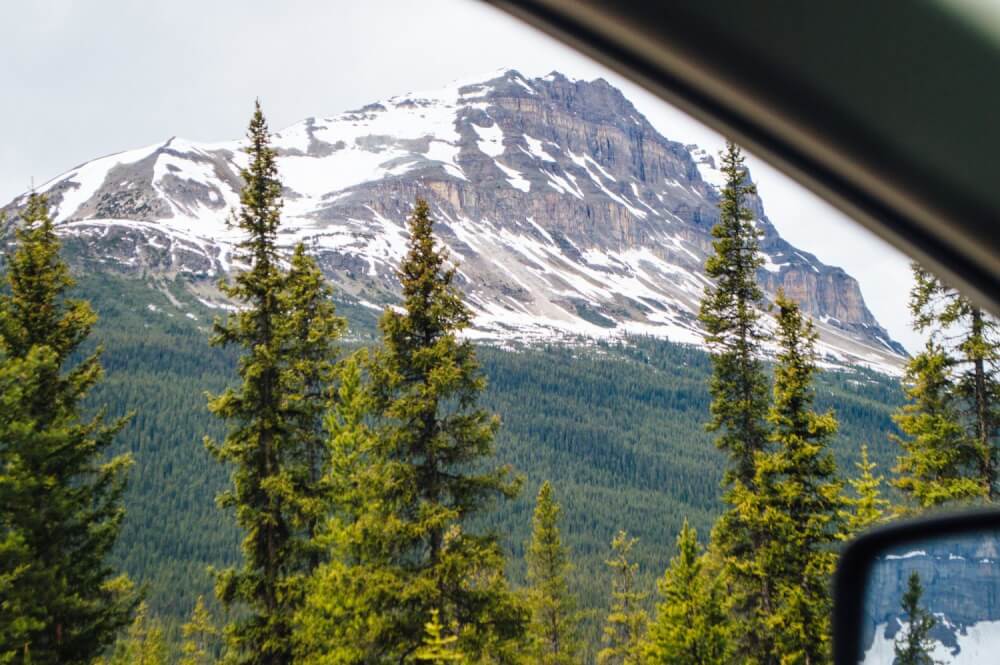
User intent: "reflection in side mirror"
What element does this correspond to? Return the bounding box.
[834,512,1000,665]
[863,534,1000,663]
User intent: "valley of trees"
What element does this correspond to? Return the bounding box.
[2,104,996,665]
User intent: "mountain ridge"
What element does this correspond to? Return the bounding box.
[3,69,906,372]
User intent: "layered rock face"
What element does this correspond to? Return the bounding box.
[863,534,1000,660]
[3,69,905,369]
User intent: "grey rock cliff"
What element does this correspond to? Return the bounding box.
[863,534,1000,656]
[3,70,906,369]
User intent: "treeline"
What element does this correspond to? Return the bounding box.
[1,102,994,665]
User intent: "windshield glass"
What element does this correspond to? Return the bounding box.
[1,3,994,665]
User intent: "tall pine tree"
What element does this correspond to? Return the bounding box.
[697,141,772,662]
[206,102,343,665]
[179,596,220,665]
[894,572,939,665]
[0,193,135,665]
[751,294,844,665]
[206,100,293,665]
[597,531,647,665]
[699,140,769,486]
[645,521,728,665]
[525,481,583,665]
[294,351,392,665]
[297,199,525,664]
[841,445,889,537]
[281,242,345,572]
[898,264,1000,502]
[893,341,984,509]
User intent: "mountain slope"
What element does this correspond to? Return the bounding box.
[4,69,905,371]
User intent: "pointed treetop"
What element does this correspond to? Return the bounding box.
[842,444,890,537]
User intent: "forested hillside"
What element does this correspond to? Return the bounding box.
[73,270,903,646]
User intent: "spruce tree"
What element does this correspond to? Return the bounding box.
[597,531,647,665]
[294,351,393,665]
[893,341,984,509]
[699,140,769,486]
[281,242,345,572]
[525,481,583,665]
[753,294,844,664]
[297,199,525,664]
[96,603,167,665]
[180,596,220,665]
[645,521,727,665]
[894,572,939,665]
[0,193,135,665]
[415,610,465,665]
[697,141,772,661]
[206,102,344,665]
[841,445,889,537]
[902,264,1000,500]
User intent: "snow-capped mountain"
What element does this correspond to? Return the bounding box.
[3,69,906,371]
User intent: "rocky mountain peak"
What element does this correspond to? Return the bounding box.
[3,70,906,371]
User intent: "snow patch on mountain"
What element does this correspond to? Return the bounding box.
[8,69,906,374]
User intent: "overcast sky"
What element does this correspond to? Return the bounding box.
[0,0,920,351]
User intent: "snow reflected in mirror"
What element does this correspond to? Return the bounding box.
[862,531,1000,664]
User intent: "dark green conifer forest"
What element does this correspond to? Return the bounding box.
[60,268,905,661]
[4,107,996,665]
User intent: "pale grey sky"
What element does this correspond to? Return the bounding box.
[0,0,920,351]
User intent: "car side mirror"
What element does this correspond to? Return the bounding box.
[834,510,1000,664]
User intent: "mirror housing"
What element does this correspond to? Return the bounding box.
[834,509,1000,664]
